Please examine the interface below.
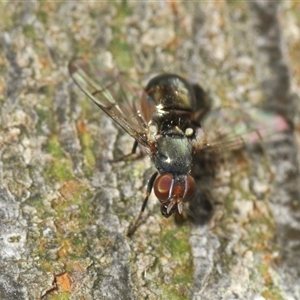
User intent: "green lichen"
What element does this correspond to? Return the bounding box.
[23,24,36,39]
[78,126,96,170]
[36,105,55,136]
[45,135,65,159]
[163,289,189,300]
[110,2,133,69]
[110,39,133,70]
[162,228,191,260]
[36,10,48,24]
[45,159,74,182]
[49,292,72,300]
[154,225,193,299]
[227,0,247,9]
[8,235,21,243]
[31,182,94,274]
[43,135,74,183]
[258,263,285,300]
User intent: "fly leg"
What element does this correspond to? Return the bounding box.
[110,140,140,162]
[127,172,158,237]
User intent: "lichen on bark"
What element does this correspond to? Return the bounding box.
[0,1,299,300]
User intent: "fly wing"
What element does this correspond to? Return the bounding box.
[193,107,290,153]
[68,59,151,148]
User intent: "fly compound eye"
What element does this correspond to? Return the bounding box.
[183,175,196,202]
[185,127,194,137]
[153,174,196,202]
[153,174,173,201]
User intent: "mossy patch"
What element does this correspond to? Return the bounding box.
[23,24,36,39]
[110,2,133,69]
[153,224,193,299]
[32,180,94,273]
[47,291,72,300]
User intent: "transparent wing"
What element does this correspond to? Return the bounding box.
[68,59,151,148]
[193,107,289,153]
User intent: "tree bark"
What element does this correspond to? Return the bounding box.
[0,1,299,299]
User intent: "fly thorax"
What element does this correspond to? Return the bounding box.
[151,133,193,174]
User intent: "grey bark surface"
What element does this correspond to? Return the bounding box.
[0,1,300,300]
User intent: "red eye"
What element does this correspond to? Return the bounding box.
[183,175,196,202]
[153,174,173,201]
[153,174,196,202]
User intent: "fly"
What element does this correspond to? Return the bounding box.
[68,59,289,236]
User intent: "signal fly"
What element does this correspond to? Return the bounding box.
[68,59,289,236]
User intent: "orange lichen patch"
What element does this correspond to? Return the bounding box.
[77,120,87,134]
[55,272,72,292]
[42,272,73,298]
[168,0,192,36]
[262,254,273,286]
[39,55,52,71]
[167,36,180,51]
[57,240,74,259]
[261,290,277,300]
[59,180,82,200]
[0,81,4,98]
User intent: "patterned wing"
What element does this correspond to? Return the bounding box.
[68,59,151,148]
[193,107,289,153]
